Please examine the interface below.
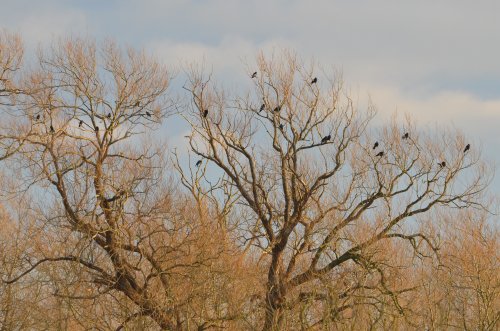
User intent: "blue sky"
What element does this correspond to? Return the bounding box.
[2,0,500,189]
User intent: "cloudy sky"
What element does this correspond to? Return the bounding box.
[2,0,500,188]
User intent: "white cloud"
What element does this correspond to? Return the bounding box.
[147,36,296,80]
[368,85,499,121]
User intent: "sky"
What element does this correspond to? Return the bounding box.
[1,0,500,189]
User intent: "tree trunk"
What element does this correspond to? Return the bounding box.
[263,289,285,331]
[263,247,286,331]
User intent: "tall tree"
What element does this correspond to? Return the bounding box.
[0,36,249,330]
[182,51,490,330]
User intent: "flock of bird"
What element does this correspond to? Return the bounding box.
[168,70,472,169]
[33,101,152,134]
[24,72,473,174]
[371,133,470,167]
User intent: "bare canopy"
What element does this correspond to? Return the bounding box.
[182,50,491,330]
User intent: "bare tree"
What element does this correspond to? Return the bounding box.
[182,50,491,330]
[0,36,252,330]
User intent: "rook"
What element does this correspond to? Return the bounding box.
[321,134,331,144]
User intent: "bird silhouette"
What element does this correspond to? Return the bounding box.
[373,141,379,150]
[195,160,202,167]
[146,111,151,117]
[36,114,40,120]
[402,132,409,139]
[134,101,140,107]
[311,77,318,84]
[107,113,111,118]
[376,151,384,157]
[203,109,208,118]
[79,120,83,127]
[259,103,265,112]
[464,144,470,153]
[321,134,331,144]
[95,126,99,132]
[438,161,446,168]
[251,71,257,78]
[279,124,284,130]
[273,106,280,112]
[50,125,54,133]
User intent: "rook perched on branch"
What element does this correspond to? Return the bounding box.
[321,134,331,144]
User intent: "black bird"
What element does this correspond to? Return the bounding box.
[438,161,446,168]
[78,120,83,127]
[273,106,280,112]
[107,113,111,118]
[259,103,265,112]
[251,71,257,78]
[402,132,409,139]
[50,125,54,133]
[95,126,99,132]
[464,144,470,153]
[376,151,384,157]
[36,114,40,120]
[279,124,284,130]
[146,111,151,117]
[311,77,318,84]
[195,160,202,167]
[373,141,379,150]
[203,109,208,118]
[321,134,331,144]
